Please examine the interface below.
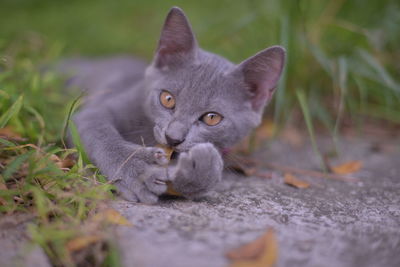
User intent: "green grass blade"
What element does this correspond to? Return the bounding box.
[31,187,49,220]
[296,89,327,172]
[273,15,290,125]
[2,151,32,180]
[0,95,24,128]
[359,50,400,93]
[104,242,123,267]
[0,137,16,147]
[333,57,348,149]
[68,120,90,164]
[25,105,46,146]
[61,93,83,148]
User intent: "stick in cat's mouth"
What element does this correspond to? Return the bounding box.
[157,144,180,162]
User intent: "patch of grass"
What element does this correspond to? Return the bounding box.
[0,38,119,266]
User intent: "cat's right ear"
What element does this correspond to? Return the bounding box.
[153,7,198,69]
[235,46,286,113]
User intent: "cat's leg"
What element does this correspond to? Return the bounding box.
[170,143,223,199]
[73,109,170,204]
[112,146,171,203]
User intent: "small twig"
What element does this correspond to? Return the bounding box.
[230,155,359,182]
[111,148,140,180]
[264,162,359,182]
[107,177,122,184]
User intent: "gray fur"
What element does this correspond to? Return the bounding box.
[64,7,286,203]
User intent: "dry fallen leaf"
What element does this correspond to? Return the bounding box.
[242,167,257,176]
[0,126,25,142]
[67,235,101,252]
[331,161,362,175]
[225,155,259,177]
[227,228,278,267]
[0,180,8,205]
[0,180,7,190]
[254,120,275,142]
[93,209,133,226]
[0,197,7,206]
[50,154,75,170]
[280,126,304,147]
[284,173,310,189]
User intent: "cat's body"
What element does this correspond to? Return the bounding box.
[62,7,285,203]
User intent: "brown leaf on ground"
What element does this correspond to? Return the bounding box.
[50,154,75,170]
[224,155,259,177]
[280,126,304,147]
[0,180,8,205]
[242,167,257,176]
[284,173,310,189]
[0,126,25,142]
[66,235,101,252]
[331,161,362,174]
[227,162,272,179]
[0,197,7,206]
[254,120,275,142]
[0,180,7,190]
[228,163,256,177]
[93,208,133,226]
[226,228,278,267]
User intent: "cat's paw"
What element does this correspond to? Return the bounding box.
[145,147,169,166]
[117,165,169,204]
[171,143,223,198]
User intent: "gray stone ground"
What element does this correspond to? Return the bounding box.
[114,136,400,267]
[0,214,51,267]
[2,135,400,267]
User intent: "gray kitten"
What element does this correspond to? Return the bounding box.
[63,7,285,203]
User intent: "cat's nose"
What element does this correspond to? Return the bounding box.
[165,134,185,147]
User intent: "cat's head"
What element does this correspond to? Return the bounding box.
[144,7,285,152]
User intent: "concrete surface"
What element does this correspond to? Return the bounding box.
[2,136,399,267]
[0,214,51,267]
[114,136,400,267]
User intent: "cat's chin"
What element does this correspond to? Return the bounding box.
[171,147,187,153]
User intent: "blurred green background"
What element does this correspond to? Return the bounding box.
[1,0,400,128]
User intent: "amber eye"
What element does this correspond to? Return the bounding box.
[160,91,175,109]
[201,112,223,126]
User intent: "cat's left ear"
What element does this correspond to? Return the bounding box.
[153,7,198,69]
[236,46,286,112]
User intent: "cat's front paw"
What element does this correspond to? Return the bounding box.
[171,143,223,199]
[117,165,169,204]
[145,147,170,166]
[113,146,170,204]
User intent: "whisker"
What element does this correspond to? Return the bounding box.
[119,128,150,136]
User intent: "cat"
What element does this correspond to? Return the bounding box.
[61,7,285,203]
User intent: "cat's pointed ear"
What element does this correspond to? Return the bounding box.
[153,7,197,68]
[236,46,286,112]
